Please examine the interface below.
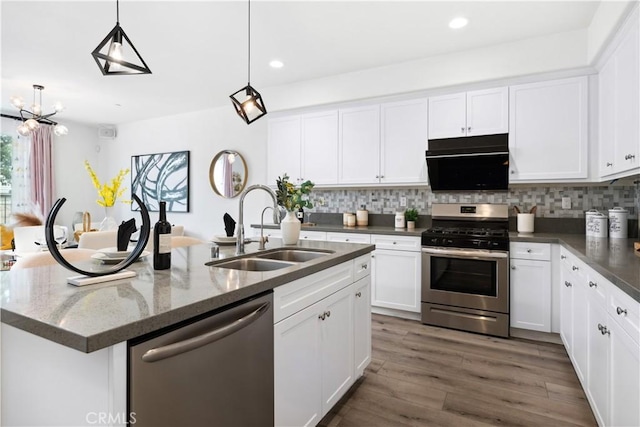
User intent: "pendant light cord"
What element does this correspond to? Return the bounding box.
[247,0,251,85]
[116,0,120,24]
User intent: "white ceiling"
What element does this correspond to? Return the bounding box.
[1,1,601,126]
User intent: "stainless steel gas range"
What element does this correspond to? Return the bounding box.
[421,203,510,337]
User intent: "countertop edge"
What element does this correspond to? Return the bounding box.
[250,223,426,236]
[1,244,375,353]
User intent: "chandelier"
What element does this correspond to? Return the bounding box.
[9,85,68,137]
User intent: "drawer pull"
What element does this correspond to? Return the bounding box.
[326,310,331,318]
[345,239,349,242]
[361,264,368,270]
[600,325,610,336]
[572,266,579,271]
[616,307,628,316]
[526,249,532,253]
[355,292,362,298]
[565,281,572,287]
[393,241,397,245]
[598,323,603,331]
[561,255,566,259]
[511,265,516,270]
[589,281,597,288]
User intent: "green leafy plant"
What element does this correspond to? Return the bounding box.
[405,208,419,222]
[276,173,314,211]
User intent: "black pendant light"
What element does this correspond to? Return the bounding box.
[91,0,151,75]
[230,0,267,124]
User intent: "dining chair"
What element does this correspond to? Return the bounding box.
[11,249,98,270]
[171,236,204,248]
[77,231,118,250]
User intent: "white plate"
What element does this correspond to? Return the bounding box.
[98,247,137,258]
[211,236,237,246]
[92,251,150,263]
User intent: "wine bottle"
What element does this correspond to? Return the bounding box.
[153,201,172,270]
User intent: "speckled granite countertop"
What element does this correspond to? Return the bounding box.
[511,233,640,302]
[0,240,374,353]
[252,223,427,237]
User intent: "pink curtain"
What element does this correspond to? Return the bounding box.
[29,126,55,218]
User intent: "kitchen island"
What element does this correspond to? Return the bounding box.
[1,240,374,426]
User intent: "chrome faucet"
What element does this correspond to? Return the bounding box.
[258,206,275,250]
[236,184,281,255]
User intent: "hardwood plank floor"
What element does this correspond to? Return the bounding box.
[319,314,596,427]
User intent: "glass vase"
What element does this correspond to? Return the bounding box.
[99,207,117,231]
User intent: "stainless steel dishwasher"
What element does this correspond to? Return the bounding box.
[129,292,273,427]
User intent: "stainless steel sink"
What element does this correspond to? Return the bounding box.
[256,249,334,262]
[207,258,296,271]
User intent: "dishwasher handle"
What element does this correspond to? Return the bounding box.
[141,301,270,363]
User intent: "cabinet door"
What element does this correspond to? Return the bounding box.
[572,278,588,384]
[353,276,371,378]
[560,266,574,352]
[599,58,617,176]
[613,20,640,174]
[586,296,610,426]
[371,249,421,313]
[302,111,339,185]
[609,319,640,427]
[428,92,466,139]
[338,106,380,184]
[509,259,551,332]
[380,99,428,183]
[274,303,322,427]
[509,77,588,181]
[320,286,354,415]
[268,116,301,185]
[466,87,509,136]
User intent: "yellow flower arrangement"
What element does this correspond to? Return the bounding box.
[84,160,130,207]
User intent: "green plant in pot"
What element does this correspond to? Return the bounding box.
[405,208,419,229]
[275,173,314,245]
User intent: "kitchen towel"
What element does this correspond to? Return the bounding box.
[223,213,236,237]
[117,218,137,251]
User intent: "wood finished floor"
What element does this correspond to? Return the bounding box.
[319,314,597,427]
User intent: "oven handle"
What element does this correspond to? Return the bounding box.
[421,247,508,260]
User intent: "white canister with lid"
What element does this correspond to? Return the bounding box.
[591,213,608,238]
[356,209,369,226]
[585,209,600,237]
[395,211,406,229]
[608,207,628,238]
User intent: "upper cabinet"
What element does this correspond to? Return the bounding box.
[267,116,302,185]
[428,87,508,139]
[599,8,639,178]
[338,105,381,185]
[508,76,588,182]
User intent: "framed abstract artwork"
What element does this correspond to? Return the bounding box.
[131,150,190,212]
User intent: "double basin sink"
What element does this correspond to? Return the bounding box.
[206,248,335,271]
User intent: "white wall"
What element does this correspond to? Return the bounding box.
[103,105,269,241]
[587,0,636,63]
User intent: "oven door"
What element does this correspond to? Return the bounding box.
[421,247,509,313]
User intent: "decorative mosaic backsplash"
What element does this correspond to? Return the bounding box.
[311,184,639,218]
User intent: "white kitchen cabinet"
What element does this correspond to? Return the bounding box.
[609,318,640,427]
[560,261,575,353]
[586,296,610,426]
[299,230,328,241]
[353,275,371,378]
[338,105,381,184]
[598,7,639,177]
[380,99,428,184]
[326,232,371,244]
[302,111,339,185]
[510,243,552,333]
[572,273,589,385]
[367,235,421,314]
[428,87,508,139]
[267,116,302,185]
[509,76,588,181]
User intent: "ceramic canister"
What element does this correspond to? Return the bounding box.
[356,209,369,226]
[343,212,353,226]
[591,213,608,238]
[585,209,600,237]
[608,207,629,238]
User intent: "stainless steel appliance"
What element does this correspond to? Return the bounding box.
[421,203,510,337]
[129,292,274,427]
[425,134,509,191]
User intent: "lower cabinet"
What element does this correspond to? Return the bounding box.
[274,256,371,427]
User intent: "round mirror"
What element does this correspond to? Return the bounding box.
[209,150,248,198]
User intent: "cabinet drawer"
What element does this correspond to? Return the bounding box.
[326,233,371,244]
[274,261,354,323]
[608,284,640,345]
[559,247,586,281]
[353,254,371,281]
[299,230,327,241]
[262,228,282,239]
[586,269,609,306]
[510,242,551,261]
[371,234,421,252]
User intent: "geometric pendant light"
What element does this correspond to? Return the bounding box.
[230,0,267,124]
[91,0,151,75]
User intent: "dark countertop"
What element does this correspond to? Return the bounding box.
[0,240,374,353]
[252,223,427,237]
[511,233,640,302]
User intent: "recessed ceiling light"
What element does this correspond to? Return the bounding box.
[269,60,284,69]
[449,17,468,29]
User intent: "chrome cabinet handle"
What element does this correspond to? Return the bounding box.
[510,170,515,174]
[380,175,384,178]
[326,310,331,318]
[375,175,379,178]
[319,312,326,321]
[461,127,465,133]
[361,263,368,269]
[561,255,566,259]
[371,254,375,258]
[511,265,516,270]
[526,249,532,253]
[355,292,362,298]
[345,238,349,242]
[565,281,572,287]
[572,265,579,271]
[467,127,471,132]
[589,281,597,288]
[606,162,613,167]
[625,154,636,160]
[616,307,628,316]
[600,325,610,336]
[393,241,397,245]
[598,323,604,331]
